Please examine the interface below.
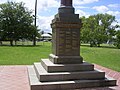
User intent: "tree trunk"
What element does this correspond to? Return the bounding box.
[33,36,36,46]
[10,40,13,46]
[97,44,100,47]
[97,42,101,47]
[15,40,17,45]
[90,41,93,47]
[22,39,24,45]
[0,41,2,45]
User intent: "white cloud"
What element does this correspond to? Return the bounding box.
[75,6,89,9]
[37,15,54,32]
[106,11,120,16]
[108,4,120,8]
[0,0,59,12]
[117,19,120,24]
[0,0,5,3]
[106,11,120,27]
[36,0,59,12]
[93,5,109,13]
[117,19,120,27]
[74,0,99,5]
[107,11,120,26]
[76,10,90,18]
[112,20,120,30]
[92,5,120,26]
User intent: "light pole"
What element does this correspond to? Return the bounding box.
[35,0,37,27]
[33,0,37,45]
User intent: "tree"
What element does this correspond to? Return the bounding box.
[0,1,38,46]
[114,30,120,49]
[107,25,118,44]
[96,14,116,46]
[80,16,90,43]
[81,16,99,47]
[114,24,120,49]
[80,13,116,47]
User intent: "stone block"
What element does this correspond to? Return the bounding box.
[49,54,83,64]
[41,59,94,72]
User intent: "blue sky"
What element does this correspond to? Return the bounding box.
[0,0,120,33]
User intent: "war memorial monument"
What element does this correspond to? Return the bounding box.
[28,0,116,90]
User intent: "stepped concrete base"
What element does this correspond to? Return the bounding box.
[28,66,116,90]
[41,59,94,72]
[28,59,116,90]
[34,63,105,82]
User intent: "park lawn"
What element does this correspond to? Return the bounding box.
[0,42,120,72]
[81,45,120,72]
[0,42,51,65]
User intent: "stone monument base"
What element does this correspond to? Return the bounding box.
[28,58,116,90]
[49,54,83,64]
[28,0,116,89]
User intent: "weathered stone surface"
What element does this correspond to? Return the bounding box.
[58,7,75,14]
[54,13,80,23]
[49,54,83,64]
[51,19,82,61]
[33,63,105,82]
[41,59,94,72]
[61,0,72,7]
[28,66,116,90]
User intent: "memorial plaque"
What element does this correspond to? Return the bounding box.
[51,26,81,56]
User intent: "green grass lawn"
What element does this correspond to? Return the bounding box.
[81,45,120,72]
[0,42,120,72]
[0,42,51,65]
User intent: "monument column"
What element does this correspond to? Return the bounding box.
[49,0,83,64]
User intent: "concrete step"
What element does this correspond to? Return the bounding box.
[34,63,105,82]
[41,59,94,72]
[28,66,116,90]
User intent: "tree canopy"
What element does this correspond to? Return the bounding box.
[80,13,119,47]
[0,1,39,46]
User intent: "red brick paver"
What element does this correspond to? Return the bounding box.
[0,66,30,90]
[94,64,120,90]
[0,65,119,90]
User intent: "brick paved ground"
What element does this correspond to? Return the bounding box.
[94,64,120,90]
[0,65,119,90]
[0,66,30,90]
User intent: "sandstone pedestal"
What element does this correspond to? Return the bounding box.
[28,0,116,90]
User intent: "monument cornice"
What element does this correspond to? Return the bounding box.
[51,21,82,29]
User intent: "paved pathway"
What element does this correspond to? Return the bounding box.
[0,66,30,90]
[0,64,119,90]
